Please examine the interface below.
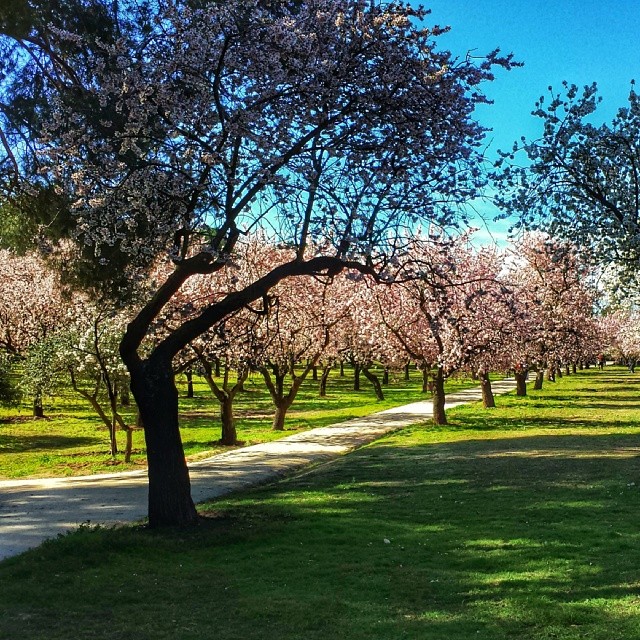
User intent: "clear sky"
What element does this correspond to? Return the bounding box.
[410,0,640,242]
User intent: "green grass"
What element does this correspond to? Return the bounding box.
[1,366,639,639]
[0,366,476,479]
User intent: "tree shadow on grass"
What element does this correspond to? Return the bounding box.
[0,434,101,453]
[3,430,640,640]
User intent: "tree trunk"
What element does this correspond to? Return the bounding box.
[432,367,447,425]
[33,394,44,418]
[572,362,577,374]
[319,364,332,397]
[421,366,431,393]
[214,358,221,377]
[312,365,318,381]
[353,363,361,391]
[515,371,527,396]
[480,372,495,408]
[404,362,411,381]
[556,367,563,378]
[362,365,384,401]
[185,369,194,398]
[273,400,293,431]
[129,358,197,527]
[382,367,389,385]
[219,395,237,445]
[565,363,570,376]
[339,361,345,377]
[124,427,133,463]
[534,370,544,390]
[546,368,555,382]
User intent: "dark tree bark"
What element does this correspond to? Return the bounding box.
[480,371,495,408]
[129,356,197,527]
[353,363,361,391]
[572,362,577,374]
[319,364,332,397]
[382,367,389,385]
[120,255,360,526]
[185,368,194,398]
[515,371,527,396]
[362,364,384,401]
[339,361,345,377]
[421,366,431,394]
[33,394,44,418]
[533,369,544,390]
[404,362,411,381]
[432,367,447,425]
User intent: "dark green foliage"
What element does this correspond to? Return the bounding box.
[0,352,20,405]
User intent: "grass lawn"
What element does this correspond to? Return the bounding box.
[1,366,639,639]
[0,366,475,479]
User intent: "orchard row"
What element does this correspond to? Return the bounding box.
[1,230,631,453]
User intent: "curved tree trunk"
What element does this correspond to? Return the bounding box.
[432,367,447,425]
[515,371,527,396]
[319,364,332,397]
[480,371,495,408]
[129,357,197,527]
[362,365,384,401]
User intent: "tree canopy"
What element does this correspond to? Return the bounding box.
[494,81,640,290]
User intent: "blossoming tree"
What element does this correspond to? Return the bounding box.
[1,1,515,525]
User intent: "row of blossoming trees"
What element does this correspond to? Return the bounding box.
[0,0,624,526]
[0,231,609,443]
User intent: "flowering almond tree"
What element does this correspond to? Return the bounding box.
[0,250,67,415]
[504,233,598,389]
[255,271,347,430]
[1,1,515,525]
[378,233,512,424]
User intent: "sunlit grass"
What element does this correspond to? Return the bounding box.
[0,365,476,478]
[1,366,640,639]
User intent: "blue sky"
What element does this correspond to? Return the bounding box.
[411,0,640,242]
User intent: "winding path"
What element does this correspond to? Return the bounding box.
[0,379,516,560]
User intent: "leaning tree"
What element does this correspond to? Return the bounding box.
[0,0,515,525]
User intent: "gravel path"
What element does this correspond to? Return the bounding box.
[0,379,516,560]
